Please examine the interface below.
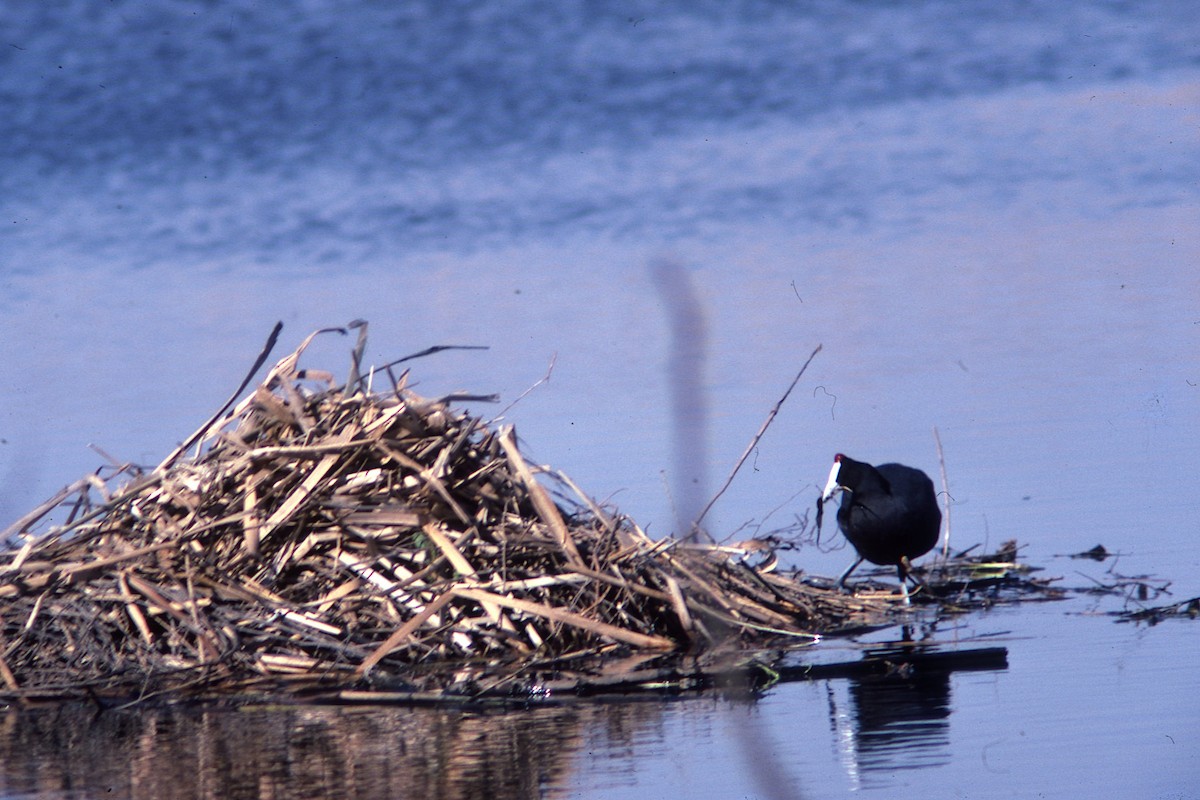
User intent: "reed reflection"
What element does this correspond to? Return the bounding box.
[0,699,668,800]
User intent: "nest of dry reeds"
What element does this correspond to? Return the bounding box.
[0,325,891,704]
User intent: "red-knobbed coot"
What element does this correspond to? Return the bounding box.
[817,453,941,604]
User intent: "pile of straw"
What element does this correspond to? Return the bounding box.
[0,327,886,703]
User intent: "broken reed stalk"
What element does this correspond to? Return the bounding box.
[158,321,284,472]
[0,328,882,704]
[933,425,951,559]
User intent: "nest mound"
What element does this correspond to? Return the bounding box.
[0,328,888,704]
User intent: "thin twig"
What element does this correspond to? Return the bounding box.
[693,344,822,530]
[492,352,557,422]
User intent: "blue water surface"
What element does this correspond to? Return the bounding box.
[1,2,1198,798]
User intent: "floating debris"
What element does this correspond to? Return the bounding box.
[1114,596,1200,625]
[798,540,1064,610]
[917,540,1064,606]
[1070,544,1112,561]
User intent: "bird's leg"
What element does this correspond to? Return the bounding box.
[896,564,912,606]
[836,557,864,592]
[898,555,928,598]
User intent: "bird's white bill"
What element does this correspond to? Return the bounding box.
[821,459,842,502]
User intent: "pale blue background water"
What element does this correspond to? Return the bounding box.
[1,2,1198,798]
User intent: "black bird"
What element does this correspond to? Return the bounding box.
[816,453,941,603]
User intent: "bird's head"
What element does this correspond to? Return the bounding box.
[815,453,848,536]
[821,453,847,503]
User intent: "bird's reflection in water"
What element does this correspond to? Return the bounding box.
[825,625,954,790]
